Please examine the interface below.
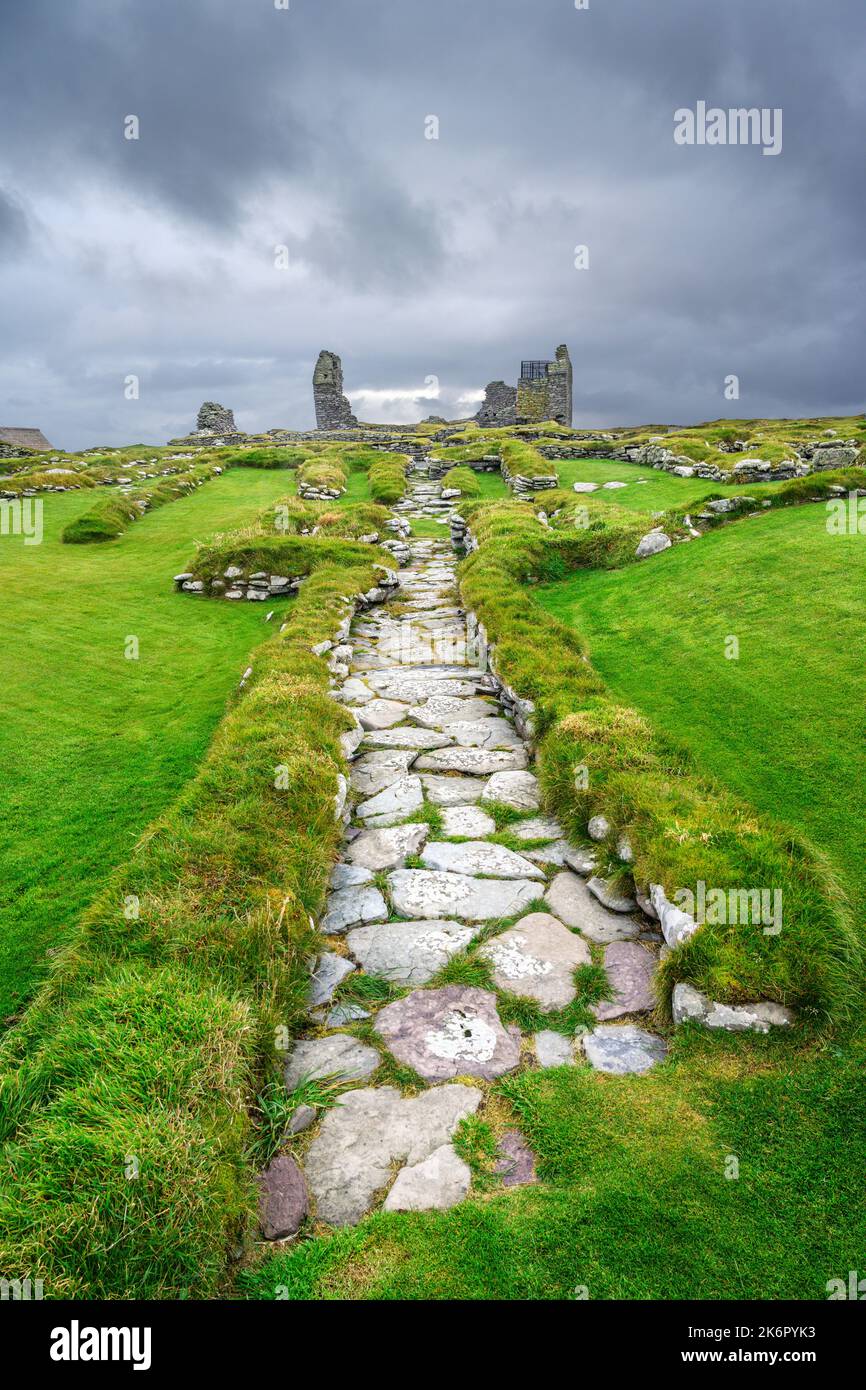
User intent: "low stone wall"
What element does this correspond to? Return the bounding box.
[174,566,302,601]
[0,457,204,499]
[538,437,863,483]
[428,454,500,480]
[500,458,557,495]
[174,560,401,603]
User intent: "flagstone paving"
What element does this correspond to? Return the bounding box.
[265,471,668,1237]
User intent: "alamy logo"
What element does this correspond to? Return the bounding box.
[826,1270,866,1300]
[50,1320,152,1371]
[1,1277,44,1300]
[826,492,866,534]
[674,880,782,936]
[674,102,782,156]
[0,496,43,545]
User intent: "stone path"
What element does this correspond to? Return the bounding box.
[258,468,669,1238]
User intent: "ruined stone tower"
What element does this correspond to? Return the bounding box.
[313,350,358,430]
[515,345,573,426]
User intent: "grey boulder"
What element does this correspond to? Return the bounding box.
[284,1034,380,1091]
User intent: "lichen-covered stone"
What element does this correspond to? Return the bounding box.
[480,913,591,1011]
[375,985,521,1081]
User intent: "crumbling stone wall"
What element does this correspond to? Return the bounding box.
[475,381,517,428]
[546,345,573,427]
[196,402,236,435]
[313,350,358,430]
[516,346,573,427]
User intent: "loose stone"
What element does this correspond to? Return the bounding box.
[494,1131,538,1187]
[482,770,540,810]
[545,871,639,943]
[672,982,795,1033]
[582,1024,668,1074]
[382,1143,472,1212]
[586,876,638,913]
[420,774,487,805]
[307,952,356,1006]
[320,885,388,935]
[415,747,528,775]
[355,775,424,826]
[258,1155,309,1240]
[388,868,540,922]
[534,1029,577,1067]
[420,840,545,880]
[284,1034,381,1090]
[439,805,497,838]
[345,822,430,871]
[592,941,657,1020]
[346,919,477,986]
[302,1084,482,1225]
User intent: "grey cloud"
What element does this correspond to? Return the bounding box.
[0,0,863,449]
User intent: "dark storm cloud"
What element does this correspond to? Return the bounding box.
[0,0,863,447]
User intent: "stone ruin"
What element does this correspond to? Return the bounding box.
[0,426,53,459]
[475,345,573,428]
[475,381,517,428]
[313,350,358,430]
[515,345,573,426]
[196,401,237,436]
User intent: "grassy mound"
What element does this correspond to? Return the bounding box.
[537,498,866,919]
[458,498,860,1025]
[219,447,307,468]
[62,461,225,543]
[369,453,409,504]
[441,465,481,497]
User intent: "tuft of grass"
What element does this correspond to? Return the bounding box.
[369,454,410,504]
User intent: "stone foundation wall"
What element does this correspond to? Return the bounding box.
[537,438,863,483]
[428,454,500,479]
[174,563,399,606]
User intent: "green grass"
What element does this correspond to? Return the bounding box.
[0,470,302,1019]
[536,502,866,916]
[241,1027,866,1299]
[456,497,859,1021]
[0,534,382,1298]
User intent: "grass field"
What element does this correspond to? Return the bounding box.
[0,469,298,1019]
[536,502,866,915]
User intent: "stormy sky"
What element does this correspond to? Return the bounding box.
[0,0,863,450]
